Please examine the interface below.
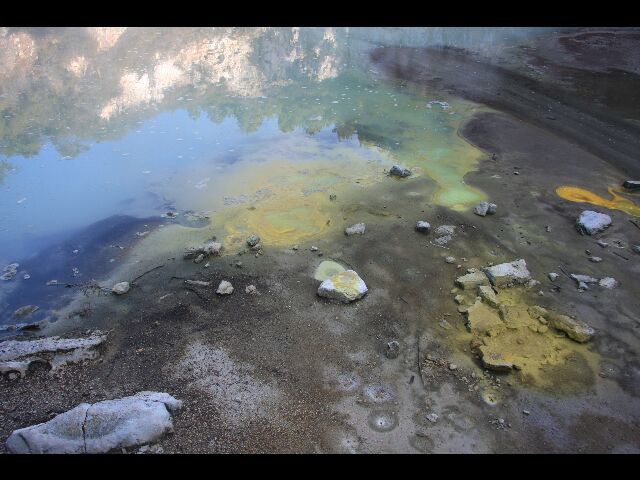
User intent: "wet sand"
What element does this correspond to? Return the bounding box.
[1,29,640,453]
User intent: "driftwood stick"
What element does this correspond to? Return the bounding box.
[131,264,165,285]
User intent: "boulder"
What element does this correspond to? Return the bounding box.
[415,221,430,233]
[317,270,368,303]
[345,223,366,236]
[576,211,612,235]
[482,259,531,287]
[389,165,411,177]
[6,392,182,454]
[111,282,130,295]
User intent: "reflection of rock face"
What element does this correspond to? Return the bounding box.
[0,30,36,78]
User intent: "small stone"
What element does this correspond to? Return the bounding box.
[317,270,368,303]
[193,254,205,264]
[415,221,431,233]
[548,272,559,281]
[112,282,130,295]
[599,277,617,289]
[632,245,640,254]
[589,256,602,263]
[246,235,261,247]
[216,280,234,295]
[445,256,456,264]
[345,223,366,236]
[523,410,530,415]
[622,180,640,190]
[597,240,609,248]
[454,294,465,305]
[448,363,458,371]
[311,246,318,252]
[426,413,439,423]
[245,285,258,295]
[385,341,400,359]
[389,165,412,177]
[235,262,243,268]
[578,281,588,291]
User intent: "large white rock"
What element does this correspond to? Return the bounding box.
[216,280,234,295]
[576,211,612,235]
[5,392,182,454]
[345,223,366,236]
[0,331,107,377]
[317,270,368,303]
[111,282,130,295]
[482,259,531,287]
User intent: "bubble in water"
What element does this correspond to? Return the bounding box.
[367,410,398,432]
[363,383,394,403]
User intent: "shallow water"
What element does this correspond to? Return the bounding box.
[0,27,557,323]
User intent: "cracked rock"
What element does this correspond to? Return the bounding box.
[5,392,182,454]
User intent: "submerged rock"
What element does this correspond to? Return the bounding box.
[1,263,19,281]
[111,282,130,295]
[246,234,261,247]
[5,392,182,454]
[12,305,39,318]
[389,165,411,177]
[0,331,107,377]
[345,223,366,236]
[455,271,490,290]
[473,202,497,217]
[317,270,368,303]
[184,241,223,259]
[415,221,431,233]
[482,259,531,288]
[216,280,234,295]
[576,211,612,235]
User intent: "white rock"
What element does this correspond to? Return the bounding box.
[473,202,497,217]
[389,165,411,177]
[548,272,559,281]
[570,274,598,284]
[482,259,531,287]
[445,256,456,264]
[216,280,234,295]
[5,392,182,454]
[599,277,617,289]
[317,270,368,303]
[112,282,130,295]
[416,221,431,233]
[345,223,366,236]
[576,211,612,235]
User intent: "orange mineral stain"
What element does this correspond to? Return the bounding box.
[555,185,640,217]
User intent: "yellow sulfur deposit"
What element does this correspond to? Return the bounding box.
[555,185,640,217]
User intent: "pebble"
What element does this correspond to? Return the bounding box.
[311,246,318,252]
[448,363,458,371]
[426,413,439,423]
[548,272,559,281]
[445,256,456,264]
[589,256,603,263]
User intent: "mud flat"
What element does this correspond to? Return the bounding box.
[2,29,640,453]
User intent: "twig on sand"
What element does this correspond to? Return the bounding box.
[416,332,425,388]
[558,265,572,279]
[131,264,165,285]
[629,219,640,231]
[612,251,629,261]
[399,296,409,305]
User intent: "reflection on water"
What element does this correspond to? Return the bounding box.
[555,185,640,217]
[0,27,555,322]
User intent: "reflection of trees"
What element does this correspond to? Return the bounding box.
[0,160,12,185]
